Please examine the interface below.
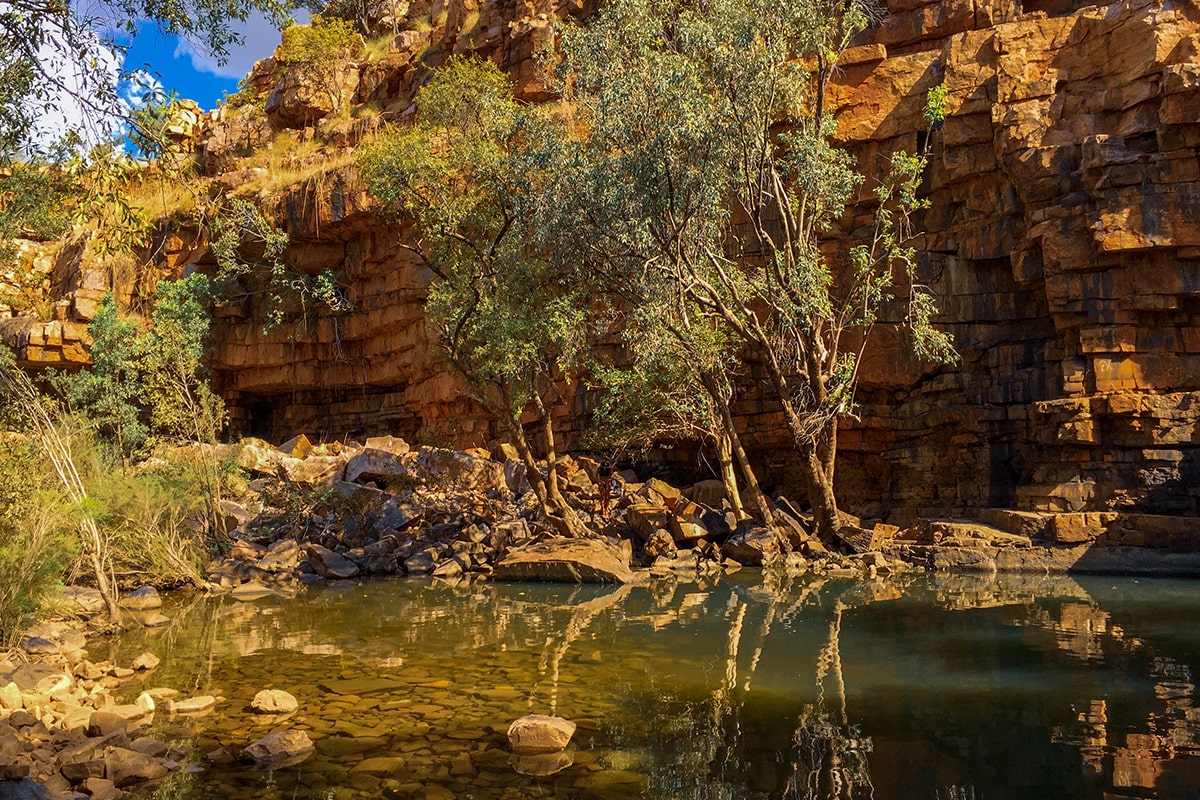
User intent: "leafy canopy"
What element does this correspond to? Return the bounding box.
[361,57,589,420]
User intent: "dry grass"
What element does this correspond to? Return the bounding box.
[125,171,210,222]
[363,32,394,62]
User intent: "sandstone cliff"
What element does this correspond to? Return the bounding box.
[3,0,1198,527]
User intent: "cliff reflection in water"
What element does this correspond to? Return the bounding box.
[100,571,1200,800]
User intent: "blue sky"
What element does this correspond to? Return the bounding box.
[120,13,296,111]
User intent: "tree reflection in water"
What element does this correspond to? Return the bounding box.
[83,571,1200,800]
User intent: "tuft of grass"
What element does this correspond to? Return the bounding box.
[363,32,394,61]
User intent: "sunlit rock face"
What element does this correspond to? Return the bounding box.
[6,0,1197,524]
[201,0,1200,524]
[814,0,1200,523]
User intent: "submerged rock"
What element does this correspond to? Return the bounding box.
[507,714,576,754]
[242,728,315,767]
[251,690,298,714]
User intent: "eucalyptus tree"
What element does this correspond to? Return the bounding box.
[361,57,592,538]
[587,291,771,524]
[556,0,955,543]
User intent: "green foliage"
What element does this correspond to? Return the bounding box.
[212,199,353,333]
[128,91,189,163]
[53,294,149,463]
[925,83,950,127]
[555,0,954,537]
[586,300,739,459]
[140,274,226,445]
[0,0,293,160]
[0,161,72,245]
[87,454,210,586]
[361,57,589,421]
[278,14,362,65]
[0,437,77,646]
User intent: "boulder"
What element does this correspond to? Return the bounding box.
[59,586,106,615]
[265,62,358,129]
[259,538,303,572]
[7,663,70,694]
[305,543,360,579]
[721,526,785,566]
[82,777,122,800]
[282,454,345,486]
[414,446,508,494]
[276,433,313,458]
[119,586,161,610]
[625,504,673,543]
[236,438,283,475]
[87,711,128,737]
[402,551,436,575]
[131,652,160,671]
[644,530,678,560]
[507,714,576,754]
[494,540,633,584]
[168,696,215,715]
[344,439,412,484]
[643,527,681,561]
[242,728,315,766]
[104,747,170,787]
[504,460,531,495]
[0,682,20,710]
[668,500,714,544]
[688,479,726,508]
[0,779,54,799]
[128,611,170,628]
[251,690,299,715]
[643,478,682,508]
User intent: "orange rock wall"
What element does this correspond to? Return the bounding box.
[819,0,1200,521]
[205,0,1200,523]
[8,0,1194,524]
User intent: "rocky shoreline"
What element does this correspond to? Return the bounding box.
[3,434,1199,798]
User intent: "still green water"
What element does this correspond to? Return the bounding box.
[94,571,1200,800]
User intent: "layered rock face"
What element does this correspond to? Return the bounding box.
[5,0,1197,525]
[811,0,1200,522]
[200,0,1200,523]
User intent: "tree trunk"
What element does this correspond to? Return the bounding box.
[84,521,122,624]
[532,390,589,537]
[715,429,746,520]
[801,440,840,545]
[501,400,589,539]
[755,355,841,543]
[703,374,773,527]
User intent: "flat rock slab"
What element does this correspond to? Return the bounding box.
[494,540,633,584]
[317,677,406,696]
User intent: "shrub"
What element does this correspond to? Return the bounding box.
[0,438,77,646]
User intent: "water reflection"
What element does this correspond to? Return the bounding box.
[96,571,1200,800]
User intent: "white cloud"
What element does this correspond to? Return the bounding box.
[24,28,127,154]
[173,9,306,80]
[120,69,164,109]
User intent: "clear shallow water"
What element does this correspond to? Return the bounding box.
[92,571,1200,800]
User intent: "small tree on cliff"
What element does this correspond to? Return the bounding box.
[361,57,592,538]
[556,0,955,543]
